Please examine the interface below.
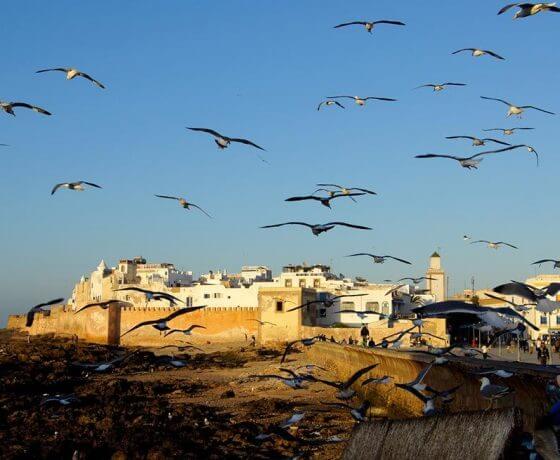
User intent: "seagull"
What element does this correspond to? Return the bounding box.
[413,300,539,331]
[260,221,372,236]
[26,298,64,327]
[113,287,183,305]
[154,195,212,218]
[484,292,535,312]
[163,325,206,337]
[452,48,505,60]
[120,306,205,337]
[285,192,366,209]
[36,68,105,89]
[71,352,137,373]
[397,277,435,284]
[322,401,371,422]
[186,127,265,151]
[308,364,378,399]
[287,294,367,312]
[157,355,187,368]
[361,376,392,386]
[474,369,514,378]
[280,337,323,363]
[483,127,535,136]
[493,281,560,313]
[249,368,311,389]
[481,96,555,117]
[278,412,305,429]
[317,100,345,111]
[415,145,523,170]
[334,310,387,321]
[248,319,277,326]
[415,83,466,92]
[0,101,51,116]
[40,394,79,406]
[394,366,439,415]
[51,181,102,195]
[533,259,560,269]
[295,364,328,374]
[498,3,560,18]
[479,377,514,408]
[325,95,397,106]
[346,253,412,265]
[470,240,518,249]
[445,135,511,147]
[74,300,127,314]
[315,184,377,196]
[333,20,405,33]
[508,144,539,165]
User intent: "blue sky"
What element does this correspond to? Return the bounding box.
[1,1,559,323]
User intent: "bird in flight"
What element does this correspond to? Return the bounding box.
[333,20,405,34]
[533,259,560,269]
[154,195,212,218]
[325,95,397,106]
[248,319,277,326]
[120,305,205,337]
[398,277,435,284]
[74,300,129,314]
[72,352,137,373]
[308,364,378,400]
[493,281,560,313]
[347,253,412,265]
[51,181,102,195]
[315,184,377,196]
[480,96,555,117]
[415,145,524,170]
[261,221,371,236]
[163,325,206,337]
[186,127,265,151]
[470,240,518,250]
[452,48,505,60]
[36,68,105,89]
[285,192,366,209]
[322,401,371,422]
[483,127,535,136]
[317,100,345,111]
[498,2,560,18]
[113,287,183,305]
[445,135,511,147]
[415,83,466,92]
[287,293,367,312]
[1,101,51,116]
[26,298,64,327]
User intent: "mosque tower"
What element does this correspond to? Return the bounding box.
[426,251,446,302]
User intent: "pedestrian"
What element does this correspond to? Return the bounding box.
[541,345,550,366]
[481,344,488,360]
[368,338,375,348]
[250,335,256,347]
[330,335,336,343]
[348,336,354,346]
[360,324,370,347]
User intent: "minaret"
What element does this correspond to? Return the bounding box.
[426,252,446,302]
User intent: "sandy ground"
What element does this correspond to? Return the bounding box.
[0,331,356,459]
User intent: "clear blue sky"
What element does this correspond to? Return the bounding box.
[1,1,558,323]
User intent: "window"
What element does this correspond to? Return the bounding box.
[313,279,321,288]
[276,301,283,312]
[186,297,193,307]
[203,294,211,299]
[319,308,327,318]
[214,293,222,299]
[556,315,560,325]
[541,315,548,325]
[382,302,390,315]
[285,279,292,287]
[366,302,380,313]
[299,279,306,288]
[341,301,355,310]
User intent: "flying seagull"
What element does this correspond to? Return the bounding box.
[452,48,505,60]
[36,68,105,89]
[287,293,367,312]
[415,145,525,169]
[445,135,511,147]
[347,253,412,265]
[474,369,514,379]
[493,281,560,313]
[398,277,435,284]
[361,376,392,386]
[41,394,79,407]
[533,259,560,269]
[317,100,345,111]
[26,298,64,327]
[508,144,539,165]
[323,401,371,422]
[498,3,560,18]
[470,240,518,249]
[483,127,535,135]
[325,95,397,106]
[248,319,277,326]
[154,195,212,218]
[51,181,102,195]
[480,96,555,117]
[249,368,311,389]
[120,305,205,337]
[113,287,183,305]
[261,221,371,236]
[315,184,377,196]
[186,127,265,151]
[309,364,378,399]
[415,83,466,92]
[163,325,206,337]
[285,192,365,209]
[280,337,322,363]
[484,292,535,312]
[74,300,128,314]
[333,20,405,33]
[0,101,51,116]
[71,352,137,373]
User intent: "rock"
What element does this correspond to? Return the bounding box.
[220,389,235,399]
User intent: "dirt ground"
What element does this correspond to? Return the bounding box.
[0,330,356,459]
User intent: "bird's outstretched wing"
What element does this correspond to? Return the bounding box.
[326,222,372,230]
[285,195,322,203]
[373,20,405,26]
[532,259,558,265]
[261,222,314,229]
[345,364,379,387]
[446,136,476,141]
[120,319,158,337]
[385,256,412,265]
[520,105,555,115]
[229,137,266,151]
[468,145,520,160]
[81,181,102,189]
[415,154,461,161]
[36,68,68,74]
[484,50,505,60]
[155,194,180,201]
[480,96,513,106]
[498,3,521,15]
[362,97,397,101]
[451,48,475,55]
[483,138,511,146]
[442,83,466,86]
[494,241,518,249]
[493,282,537,302]
[333,22,367,28]
[163,305,205,322]
[10,102,51,115]
[77,72,105,89]
[190,203,212,218]
[186,127,224,138]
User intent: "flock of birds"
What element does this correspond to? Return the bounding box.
[10,2,560,454]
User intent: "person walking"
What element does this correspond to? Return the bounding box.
[360,325,370,347]
[541,345,550,366]
[481,344,488,360]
